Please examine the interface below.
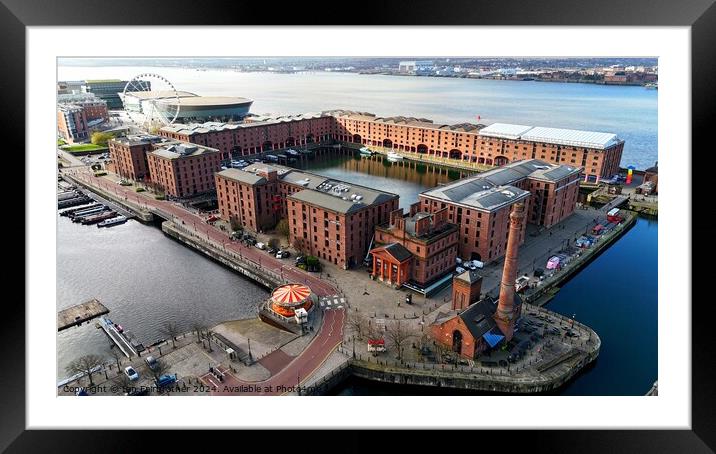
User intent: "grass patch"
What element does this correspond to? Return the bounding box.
[64,144,107,153]
[57,138,66,146]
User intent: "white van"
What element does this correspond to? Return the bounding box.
[255,242,266,250]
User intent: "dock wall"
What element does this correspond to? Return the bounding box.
[161,221,282,291]
[62,174,154,222]
[524,212,637,306]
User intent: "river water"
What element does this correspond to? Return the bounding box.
[305,154,657,396]
[57,66,658,170]
[56,216,269,378]
[56,66,657,392]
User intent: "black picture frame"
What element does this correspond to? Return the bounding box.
[6,0,712,451]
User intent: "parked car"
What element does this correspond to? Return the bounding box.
[455,266,466,274]
[124,366,139,381]
[255,242,266,250]
[465,262,477,270]
[276,250,291,259]
[145,355,158,370]
[515,275,530,293]
[267,247,278,255]
[470,260,484,269]
[206,215,219,223]
[155,373,177,388]
[295,255,306,265]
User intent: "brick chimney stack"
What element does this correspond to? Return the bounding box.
[494,202,525,341]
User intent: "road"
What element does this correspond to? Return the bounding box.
[199,308,345,395]
[64,167,336,297]
[63,168,345,388]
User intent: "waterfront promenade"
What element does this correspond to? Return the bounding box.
[63,168,336,298]
[60,165,607,395]
[61,167,347,392]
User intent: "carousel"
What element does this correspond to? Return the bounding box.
[269,283,317,318]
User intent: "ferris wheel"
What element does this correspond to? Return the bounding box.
[122,73,181,131]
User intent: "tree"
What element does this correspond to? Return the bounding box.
[347,311,368,339]
[191,320,207,343]
[385,321,416,361]
[90,131,115,146]
[292,238,308,255]
[108,347,124,372]
[268,238,281,251]
[229,215,242,232]
[65,354,104,386]
[112,369,134,394]
[147,357,170,381]
[276,218,290,241]
[160,321,180,349]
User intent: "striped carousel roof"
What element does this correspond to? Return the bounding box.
[271,284,312,306]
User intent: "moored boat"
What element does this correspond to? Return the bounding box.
[386,151,404,160]
[98,215,127,227]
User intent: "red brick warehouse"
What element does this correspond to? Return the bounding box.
[159,110,623,180]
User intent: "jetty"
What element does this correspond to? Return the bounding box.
[98,316,138,358]
[57,298,109,331]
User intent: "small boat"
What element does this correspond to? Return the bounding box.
[386,151,403,160]
[114,323,124,333]
[98,215,127,227]
[359,147,374,156]
[644,83,658,90]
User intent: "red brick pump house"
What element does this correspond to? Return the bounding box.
[431,203,527,359]
[370,203,458,290]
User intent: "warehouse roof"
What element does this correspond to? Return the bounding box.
[479,122,621,149]
[217,168,267,185]
[478,123,533,140]
[522,126,621,149]
[151,143,219,160]
[422,177,529,212]
[288,180,397,214]
[288,189,364,214]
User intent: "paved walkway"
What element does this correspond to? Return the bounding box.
[64,167,336,298]
[63,167,345,390]
[199,308,345,395]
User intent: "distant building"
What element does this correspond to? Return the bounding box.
[122,90,253,123]
[146,142,222,198]
[81,79,151,109]
[398,60,433,74]
[643,161,658,194]
[57,93,108,123]
[57,80,84,95]
[57,105,88,143]
[370,203,458,290]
